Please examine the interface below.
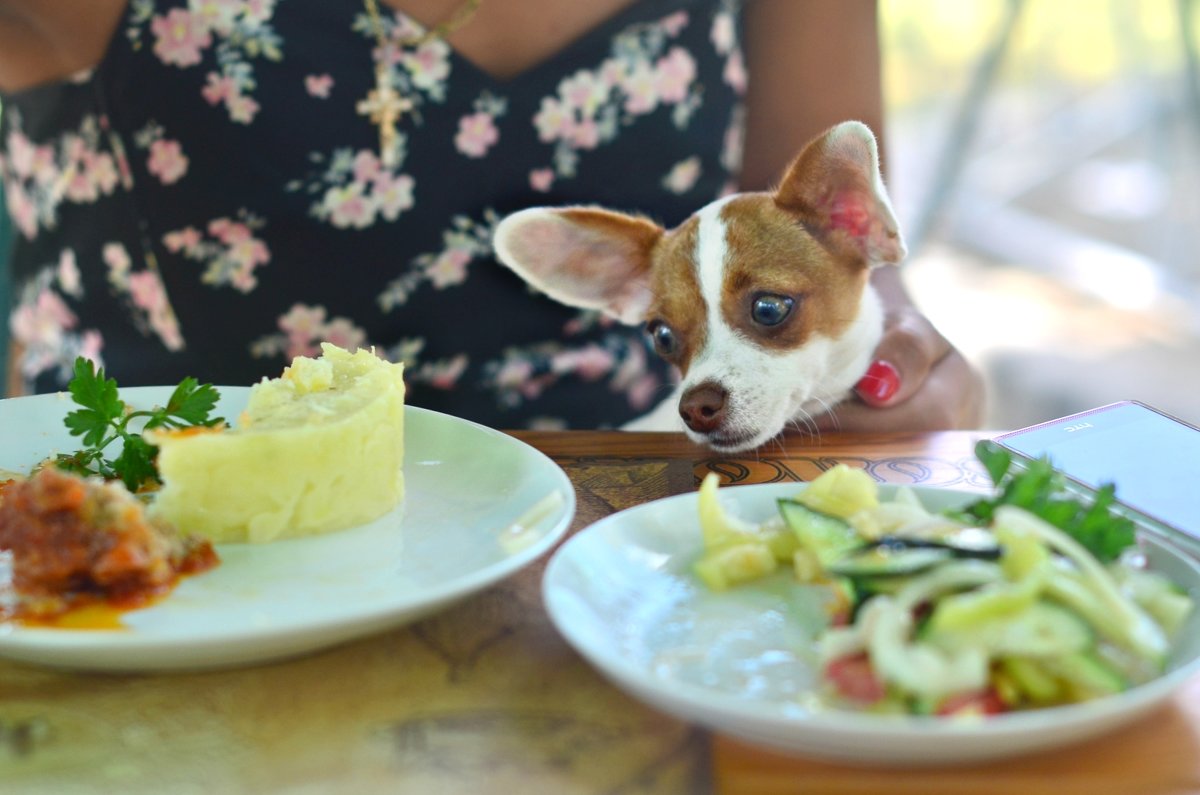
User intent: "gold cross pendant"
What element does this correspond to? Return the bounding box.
[356,64,412,169]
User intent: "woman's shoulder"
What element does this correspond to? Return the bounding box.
[0,0,128,95]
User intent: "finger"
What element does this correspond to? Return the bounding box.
[854,360,901,405]
[818,350,984,433]
[853,310,951,408]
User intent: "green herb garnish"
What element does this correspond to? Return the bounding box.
[952,440,1136,563]
[54,357,223,492]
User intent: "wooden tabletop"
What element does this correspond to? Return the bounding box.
[2,429,1197,794]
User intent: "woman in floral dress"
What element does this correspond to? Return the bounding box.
[0,0,982,432]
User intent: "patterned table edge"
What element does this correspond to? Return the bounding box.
[697,454,993,490]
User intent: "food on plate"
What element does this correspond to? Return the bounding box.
[54,357,224,492]
[148,343,406,543]
[0,467,217,620]
[692,444,1195,716]
[0,343,405,628]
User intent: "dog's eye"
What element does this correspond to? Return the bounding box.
[646,321,677,356]
[751,294,794,327]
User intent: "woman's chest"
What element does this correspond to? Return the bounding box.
[382,0,643,82]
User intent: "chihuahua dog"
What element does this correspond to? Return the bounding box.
[493,121,906,452]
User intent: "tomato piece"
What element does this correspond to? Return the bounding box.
[936,687,1008,717]
[825,653,887,703]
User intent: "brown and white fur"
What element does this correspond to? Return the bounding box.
[493,121,906,452]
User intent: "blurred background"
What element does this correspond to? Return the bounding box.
[880,0,1200,429]
[1,0,1198,431]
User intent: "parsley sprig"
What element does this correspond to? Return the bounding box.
[54,357,223,491]
[954,440,1136,563]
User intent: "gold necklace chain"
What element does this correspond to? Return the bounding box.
[363,0,483,48]
[357,0,484,167]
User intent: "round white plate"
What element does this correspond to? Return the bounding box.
[542,482,1200,765]
[0,387,575,672]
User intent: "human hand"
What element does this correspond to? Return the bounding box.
[815,302,986,433]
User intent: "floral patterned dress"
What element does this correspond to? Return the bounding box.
[0,0,747,429]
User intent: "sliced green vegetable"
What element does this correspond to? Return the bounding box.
[893,560,1006,609]
[1112,565,1196,637]
[867,596,990,700]
[828,546,952,578]
[1000,657,1062,703]
[995,506,1168,663]
[926,575,1042,633]
[994,520,1051,581]
[1041,651,1128,700]
[697,472,764,551]
[794,464,879,519]
[692,543,777,591]
[778,499,862,565]
[760,518,802,562]
[927,600,1092,658]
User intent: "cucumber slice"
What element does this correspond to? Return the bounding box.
[1000,657,1062,703]
[828,546,952,578]
[928,600,1092,658]
[926,576,1041,633]
[778,499,862,565]
[1041,651,1129,700]
[830,536,1002,580]
[846,574,913,599]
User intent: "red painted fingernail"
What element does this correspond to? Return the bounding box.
[855,360,900,404]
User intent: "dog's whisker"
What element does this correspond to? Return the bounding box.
[806,397,840,435]
[788,411,815,437]
[792,408,822,443]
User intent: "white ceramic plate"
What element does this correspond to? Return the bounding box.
[543,482,1200,765]
[0,387,574,672]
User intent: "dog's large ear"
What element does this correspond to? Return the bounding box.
[493,207,663,324]
[774,121,906,267]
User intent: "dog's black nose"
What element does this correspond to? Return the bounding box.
[679,381,728,434]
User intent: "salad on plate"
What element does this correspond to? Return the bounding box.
[692,443,1195,717]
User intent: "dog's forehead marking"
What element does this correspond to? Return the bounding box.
[688,194,747,380]
[695,194,737,313]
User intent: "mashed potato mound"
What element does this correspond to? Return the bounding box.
[148,343,405,543]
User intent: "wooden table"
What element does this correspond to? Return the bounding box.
[2,430,1198,794]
